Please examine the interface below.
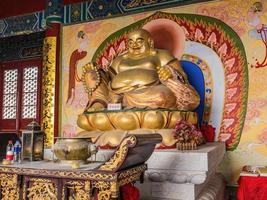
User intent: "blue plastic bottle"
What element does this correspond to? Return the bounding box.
[13,140,22,163]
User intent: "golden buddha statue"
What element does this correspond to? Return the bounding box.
[77,29,200,147]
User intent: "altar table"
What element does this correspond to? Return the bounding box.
[0,134,161,200]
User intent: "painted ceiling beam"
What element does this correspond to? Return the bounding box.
[0,0,217,38]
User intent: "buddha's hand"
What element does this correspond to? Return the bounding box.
[157,66,173,81]
[165,79,200,109]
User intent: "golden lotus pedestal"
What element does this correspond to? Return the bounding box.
[77,109,198,147]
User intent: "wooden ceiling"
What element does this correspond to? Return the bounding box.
[0,0,85,19]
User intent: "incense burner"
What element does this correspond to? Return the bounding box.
[53,137,93,163]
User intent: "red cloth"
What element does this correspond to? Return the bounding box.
[237,176,267,200]
[201,124,215,142]
[121,183,140,200]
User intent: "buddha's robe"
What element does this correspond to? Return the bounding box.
[109,49,187,109]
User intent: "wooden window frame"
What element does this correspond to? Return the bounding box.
[0,59,42,134]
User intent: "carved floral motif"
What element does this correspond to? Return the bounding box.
[27,178,57,200]
[0,173,19,200]
[65,181,91,200]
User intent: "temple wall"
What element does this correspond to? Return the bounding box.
[60,0,267,185]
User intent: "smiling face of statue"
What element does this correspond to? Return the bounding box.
[127,29,153,56]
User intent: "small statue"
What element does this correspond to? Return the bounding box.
[84,29,200,111]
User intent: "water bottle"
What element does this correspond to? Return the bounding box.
[13,140,22,163]
[6,140,14,161]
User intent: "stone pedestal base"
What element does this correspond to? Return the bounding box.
[137,173,225,200]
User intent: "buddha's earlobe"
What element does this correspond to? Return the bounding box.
[148,38,154,49]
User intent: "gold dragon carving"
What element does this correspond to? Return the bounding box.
[0,166,116,179]
[65,180,91,200]
[27,178,57,200]
[92,181,114,200]
[118,173,141,187]
[99,136,137,171]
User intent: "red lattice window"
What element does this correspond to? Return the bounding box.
[2,69,18,119]
[22,67,38,119]
[0,59,42,133]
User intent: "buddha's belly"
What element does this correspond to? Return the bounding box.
[111,68,159,92]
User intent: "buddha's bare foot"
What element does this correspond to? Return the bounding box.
[86,102,105,112]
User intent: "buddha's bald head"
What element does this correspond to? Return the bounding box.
[127,29,154,55]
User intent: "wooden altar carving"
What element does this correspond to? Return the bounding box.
[0,134,162,200]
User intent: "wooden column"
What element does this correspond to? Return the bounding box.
[41,0,63,147]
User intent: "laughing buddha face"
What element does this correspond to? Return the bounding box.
[127,29,154,56]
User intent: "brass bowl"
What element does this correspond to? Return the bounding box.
[53,137,92,163]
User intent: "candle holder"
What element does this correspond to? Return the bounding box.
[22,120,45,161]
